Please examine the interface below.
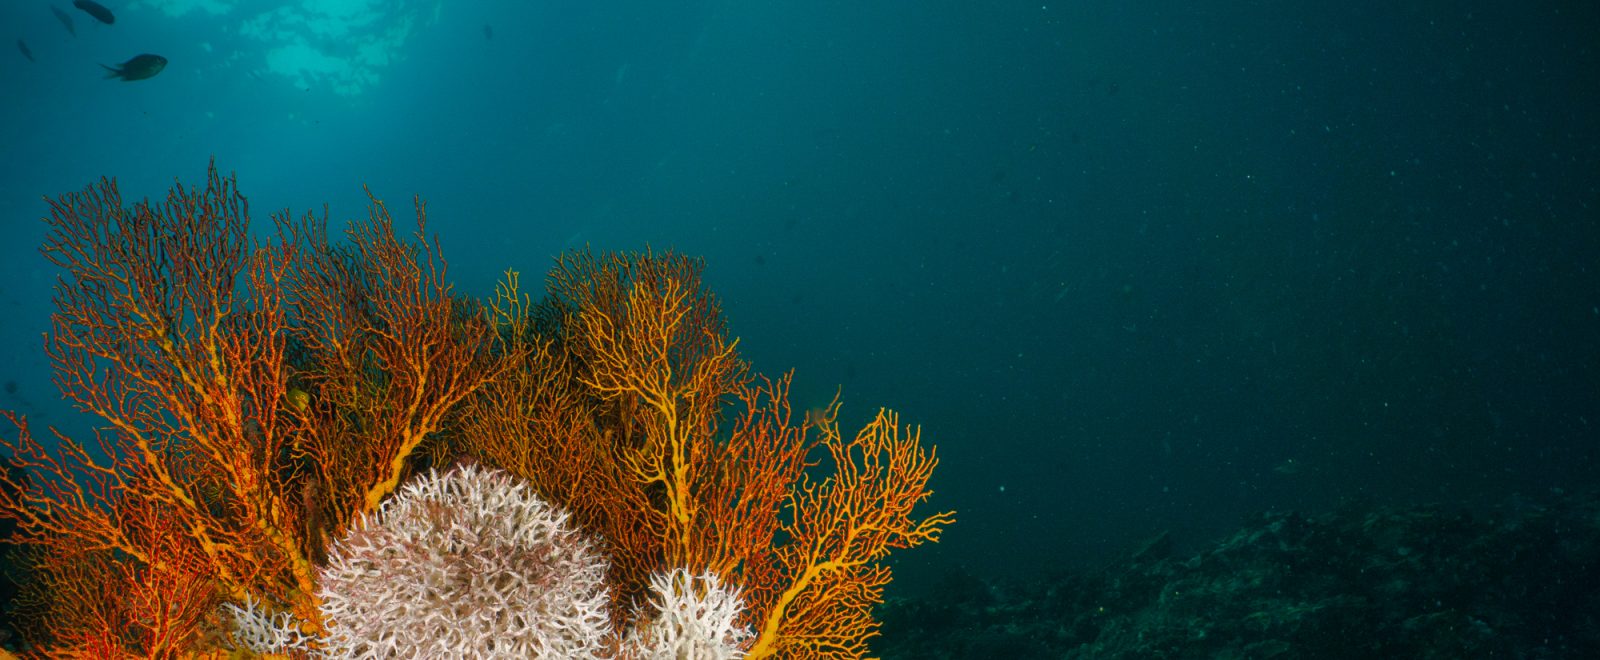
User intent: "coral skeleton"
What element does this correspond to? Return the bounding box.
[625,568,753,660]
[222,593,319,656]
[316,463,613,659]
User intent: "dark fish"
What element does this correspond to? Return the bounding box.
[17,39,34,63]
[51,6,77,37]
[483,24,493,40]
[73,0,115,25]
[102,53,166,81]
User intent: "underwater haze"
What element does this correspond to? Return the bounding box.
[2,0,1597,646]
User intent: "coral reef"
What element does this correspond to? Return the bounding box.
[0,163,951,658]
[877,490,1600,659]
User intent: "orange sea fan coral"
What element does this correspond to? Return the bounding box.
[0,165,321,645]
[462,249,954,658]
[0,162,518,654]
[743,408,953,658]
[275,186,522,538]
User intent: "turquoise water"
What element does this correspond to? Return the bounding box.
[2,1,1595,656]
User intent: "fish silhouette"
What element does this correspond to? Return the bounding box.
[17,39,35,63]
[103,54,167,81]
[73,0,115,25]
[51,6,77,37]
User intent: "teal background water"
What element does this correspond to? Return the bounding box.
[1,0,1595,591]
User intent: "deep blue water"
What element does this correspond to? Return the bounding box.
[2,0,1595,596]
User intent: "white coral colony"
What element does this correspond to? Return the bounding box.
[316,463,614,659]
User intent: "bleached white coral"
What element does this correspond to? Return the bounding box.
[222,593,318,656]
[623,568,753,660]
[316,463,613,659]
